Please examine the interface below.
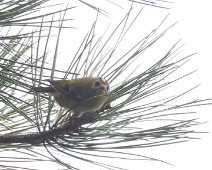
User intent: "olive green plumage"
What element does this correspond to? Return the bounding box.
[32,77,110,117]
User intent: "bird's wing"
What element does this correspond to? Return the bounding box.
[46,79,83,102]
[68,89,83,102]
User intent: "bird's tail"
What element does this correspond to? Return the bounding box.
[31,87,55,93]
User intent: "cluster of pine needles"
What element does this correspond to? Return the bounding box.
[0,1,210,170]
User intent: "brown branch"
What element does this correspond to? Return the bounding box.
[0,104,111,145]
[0,114,96,145]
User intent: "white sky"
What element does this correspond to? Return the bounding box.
[2,0,212,170]
[60,1,212,169]
[53,0,212,169]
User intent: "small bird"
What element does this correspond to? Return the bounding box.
[31,77,110,118]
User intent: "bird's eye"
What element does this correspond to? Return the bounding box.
[95,81,100,87]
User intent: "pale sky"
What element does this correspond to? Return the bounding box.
[53,0,212,169]
[60,1,212,169]
[3,0,212,170]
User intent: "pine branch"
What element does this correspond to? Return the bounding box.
[0,105,110,145]
[0,115,92,144]
[0,1,210,169]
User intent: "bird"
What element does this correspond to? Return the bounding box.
[31,77,110,118]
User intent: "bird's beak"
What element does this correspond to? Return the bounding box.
[100,86,108,94]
